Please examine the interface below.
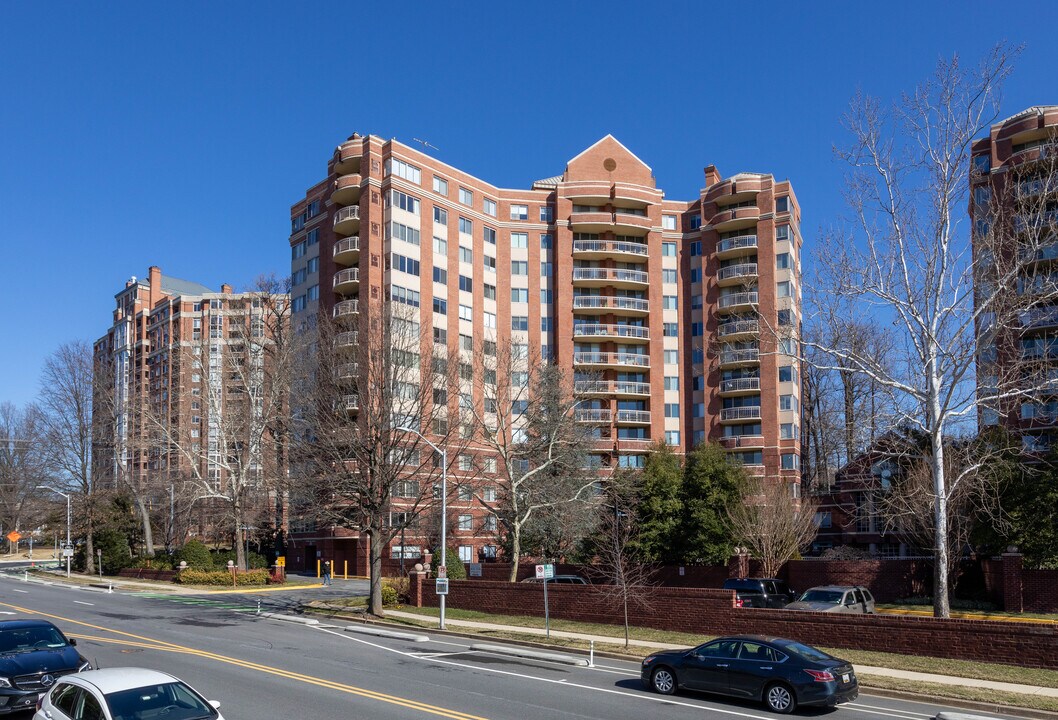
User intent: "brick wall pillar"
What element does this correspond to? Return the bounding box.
[728,551,749,579]
[1002,552,1024,612]
[409,571,425,607]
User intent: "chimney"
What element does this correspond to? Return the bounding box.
[148,266,163,307]
[221,283,233,295]
[704,165,721,188]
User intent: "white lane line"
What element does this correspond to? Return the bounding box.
[841,708,931,720]
[410,651,473,659]
[10,589,28,594]
[846,703,935,718]
[73,601,94,606]
[311,625,779,720]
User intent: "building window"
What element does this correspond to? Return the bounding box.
[483,198,497,217]
[459,217,473,235]
[307,228,319,245]
[391,253,420,276]
[541,317,552,331]
[663,295,677,310]
[511,261,528,276]
[662,269,677,284]
[385,158,421,184]
[389,189,421,215]
[459,187,473,206]
[973,154,991,175]
[815,512,832,529]
[432,298,447,315]
[459,304,472,321]
[510,204,528,220]
[540,206,553,222]
[663,323,678,337]
[459,275,473,293]
[662,242,676,256]
[511,288,528,303]
[777,309,791,326]
[483,226,496,245]
[484,311,496,328]
[540,289,553,304]
[781,453,799,470]
[512,315,528,331]
[781,423,799,440]
[662,215,677,230]
[458,514,472,531]
[777,281,792,298]
[779,365,794,383]
[776,196,789,214]
[483,255,496,273]
[484,283,497,301]
[511,232,528,249]
[390,221,421,246]
[780,394,797,412]
[433,266,448,284]
[433,327,447,344]
[776,252,791,270]
[540,233,553,250]
[433,176,448,196]
[459,246,473,264]
[777,224,790,241]
[434,236,447,256]
[664,403,679,418]
[665,430,680,446]
[434,206,448,225]
[664,349,678,365]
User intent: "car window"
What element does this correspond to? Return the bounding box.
[798,589,843,603]
[780,641,834,663]
[853,589,865,604]
[862,589,874,602]
[738,642,783,663]
[52,684,82,717]
[697,640,740,659]
[75,690,105,720]
[0,625,69,653]
[106,681,217,720]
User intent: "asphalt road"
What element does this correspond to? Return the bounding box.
[0,573,1019,720]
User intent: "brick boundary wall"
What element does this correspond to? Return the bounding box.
[117,568,177,581]
[409,574,1058,669]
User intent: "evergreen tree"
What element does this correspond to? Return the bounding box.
[633,443,683,563]
[676,443,745,564]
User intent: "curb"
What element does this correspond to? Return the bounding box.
[257,612,320,626]
[344,625,429,642]
[859,686,1058,720]
[470,642,588,666]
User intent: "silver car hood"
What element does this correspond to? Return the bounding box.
[785,601,840,612]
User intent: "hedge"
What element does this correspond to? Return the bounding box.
[175,569,269,586]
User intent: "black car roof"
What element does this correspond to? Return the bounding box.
[0,619,60,631]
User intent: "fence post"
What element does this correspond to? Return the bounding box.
[1002,551,1024,613]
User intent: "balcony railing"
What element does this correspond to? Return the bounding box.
[333,299,359,317]
[572,239,648,257]
[717,235,758,254]
[333,205,360,227]
[333,268,360,287]
[575,409,612,423]
[720,407,762,421]
[572,268,649,284]
[340,394,359,411]
[333,236,360,257]
[720,377,761,393]
[572,296,649,312]
[719,349,760,365]
[573,323,650,341]
[335,331,359,348]
[336,363,359,380]
[718,292,759,309]
[575,380,652,396]
[718,320,760,337]
[718,263,758,281]
[615,409,652,424]
[573,352,651,368]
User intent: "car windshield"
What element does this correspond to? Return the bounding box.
[780,641,835,663]
[0,626,68,654]
[106,681,217,720]
[798,590,843,603]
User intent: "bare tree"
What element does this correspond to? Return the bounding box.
[36,342,100,572]
[296,303,460,615]
[0,403,49,554]
[465,339,601,582]
[588,469,655,649]
[805,46,1058,616]
[726,479,819,579]
[147,285,293,570]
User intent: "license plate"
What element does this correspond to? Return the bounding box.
[842,673,850,683]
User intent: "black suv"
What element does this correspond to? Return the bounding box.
[0,619,90,714]
[722,578,796,609]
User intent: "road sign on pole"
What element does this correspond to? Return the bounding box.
[5,531,21,543]
[535,563,554,580]
[435,579,449,595]
[438,565,447,579]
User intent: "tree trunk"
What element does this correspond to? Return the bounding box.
[135,495,155,557]
[367,528,384,616]
[929,358,951,619]
[233,498,247,571]
[84,502,95,576]
[507,519,521,583]
[841,368,855,465]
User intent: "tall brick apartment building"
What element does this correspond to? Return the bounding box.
[287,134,803,569]
[92,265,290,544]
[971,106,1058,450]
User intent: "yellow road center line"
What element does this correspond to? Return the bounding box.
[0,602,487,720]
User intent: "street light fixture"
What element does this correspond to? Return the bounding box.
[37,486,71,578]
[394,425,447,630]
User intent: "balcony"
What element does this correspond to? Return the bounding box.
[569,211,615,233]
[340,393,360,412]
[331,174,362,206]
[572,323,649,343]
[719,348,760,367]
[612,211,652,234]
[333,236,360,266]
[720,407,762,423]
[564,181,612,204]
[1022,308,1058,331]
[614,437,653,452]
[335,331,359,350]
[573,352,651,370]
[720,377,761,395]
[719,434,765,449]
[334,140,362,175]
[572,296,649,316]
[575,409,613,424]
[717,263,758,286]
[716,235,758,258]
[575,380,652,397]
[615,409,652,425]
[712,206,760,231]
[706,176,764,203]
[613,182,658,206]
[335,363,360,381]
[572,239,649,262]
[718,292,759,311]
[572,267,649,289]
[333,268,360,294]
[333,299,359,319]
[718,320,759,339]
[333,205,360,235]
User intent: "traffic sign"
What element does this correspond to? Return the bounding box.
[62,548,74,558]
[535,563,555,580]
[437,565,447,579]
[435,578,449,595]
[5,531,21,543]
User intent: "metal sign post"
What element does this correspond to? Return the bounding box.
[535,563,555,639]
[435,578,449,596]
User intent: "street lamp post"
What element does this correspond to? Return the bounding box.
[395,426,446,630]
[37,486,71,578]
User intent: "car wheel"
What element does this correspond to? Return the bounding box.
[764,682,796,714]
[651,667,677,695]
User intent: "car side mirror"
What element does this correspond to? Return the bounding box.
[209,700,221,709]
[68,638,77,646]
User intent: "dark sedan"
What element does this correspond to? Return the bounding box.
[640,635,857,713]
[0,619,91,714]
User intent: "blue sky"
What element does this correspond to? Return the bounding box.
[1,2,1056,407]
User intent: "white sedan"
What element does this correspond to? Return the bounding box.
[33,667,223,720]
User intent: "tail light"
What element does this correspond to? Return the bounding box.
[804,669,836,683]
[734,597,744,608]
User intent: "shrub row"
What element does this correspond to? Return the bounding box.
[175,569,270,586]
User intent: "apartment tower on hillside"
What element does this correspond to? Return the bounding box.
[287,134,803,568]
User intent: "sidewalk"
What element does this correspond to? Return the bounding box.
[383,609,1058,699]
[1,568,352,595]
